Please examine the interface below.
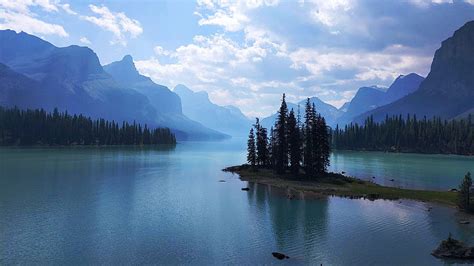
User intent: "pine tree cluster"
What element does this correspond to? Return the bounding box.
[332,114,474,155]
[247,94,331,178]
[0,107,176,146]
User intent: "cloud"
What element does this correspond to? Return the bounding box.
[81,4,143,46]
[79,36,91,45]
[61,3,77,15]
[0,0,68,37]
[137,0,474,117]
[153,45,170,56]
[195,0,280,32]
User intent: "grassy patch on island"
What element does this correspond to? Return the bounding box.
[223,165,458,206]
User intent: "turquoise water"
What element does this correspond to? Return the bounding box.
[1,140,474,264]
[330,150,474,191]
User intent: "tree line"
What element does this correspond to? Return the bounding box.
[0,107,176,146]
[247,94,331,177]
[332,114,474,155]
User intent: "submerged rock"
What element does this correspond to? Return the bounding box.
[432,234,474,260]
[272,252,289,260]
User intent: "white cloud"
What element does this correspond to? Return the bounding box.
[0,0,68,37]
[154,45,170,56]
[195,0,280,32]
[61,3,77,15]
[289,45,432,82]
[79,36,91,45]
[81,4,143,46]
[307,0,353,27]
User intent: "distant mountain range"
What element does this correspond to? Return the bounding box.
[338,73,424,125]
[0,29,226,140]
[2,20,473,138]
[356,21,474,123]
[103,55,227,140]
[174,84,252,137]
[261,97,343,129]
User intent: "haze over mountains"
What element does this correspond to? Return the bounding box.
[338,73,424,125]
[0,29,226,140]
[1,20,474,138]
[174,84,252,137]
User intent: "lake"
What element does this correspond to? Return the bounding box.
[1,139,474,264]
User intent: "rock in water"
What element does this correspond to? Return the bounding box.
[272,252,289,260]
[241,187,250,191]
[460,220,470,225]
[432,235,474,259]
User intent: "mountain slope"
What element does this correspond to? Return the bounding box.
[336,86,386,126]
[355,21,474,123]
[104,56,227,140]
[338,73,424,125]
[261,97,341,129]
[174,84,252,137]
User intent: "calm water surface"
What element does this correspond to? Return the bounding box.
[1,140,474,265]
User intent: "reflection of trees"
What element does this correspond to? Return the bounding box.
[247,183,329,259]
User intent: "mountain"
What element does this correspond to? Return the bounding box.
[336,86,386,126]
[384,73,424,103]
[338,73,424,125]
[174,84,252,137]
[0,29,227,140]
[339,102,350,112]
[261,97,342,129]
[355,21,474,123]
[104,56,226,140]
[0,63,44,109]
[104,55,181,114]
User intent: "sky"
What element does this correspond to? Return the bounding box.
[1,0,474,117]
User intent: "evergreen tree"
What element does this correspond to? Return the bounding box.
[459,172,472,210]
[287,109,301,175]
[0,107,176,146]
[275,94,289,174]
[247,128,256,167]
[332,114,474,155]
[303,99,314,177]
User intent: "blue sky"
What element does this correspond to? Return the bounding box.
[1,0,474,117]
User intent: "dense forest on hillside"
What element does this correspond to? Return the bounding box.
[247,94,331,177]
[332,115,474,155]
[0,107,176,146]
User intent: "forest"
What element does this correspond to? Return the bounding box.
[332,114,474,155]
[0,107,176,146]
[247,94,331,177]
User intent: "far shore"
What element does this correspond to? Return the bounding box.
[223,165,459,207]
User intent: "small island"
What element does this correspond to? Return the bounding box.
[224,165,459,206]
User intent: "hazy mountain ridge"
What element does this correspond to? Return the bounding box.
[104,56,227,139]
[174,84,252,136]
[338,74,423,126]
[261,97,342,129]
